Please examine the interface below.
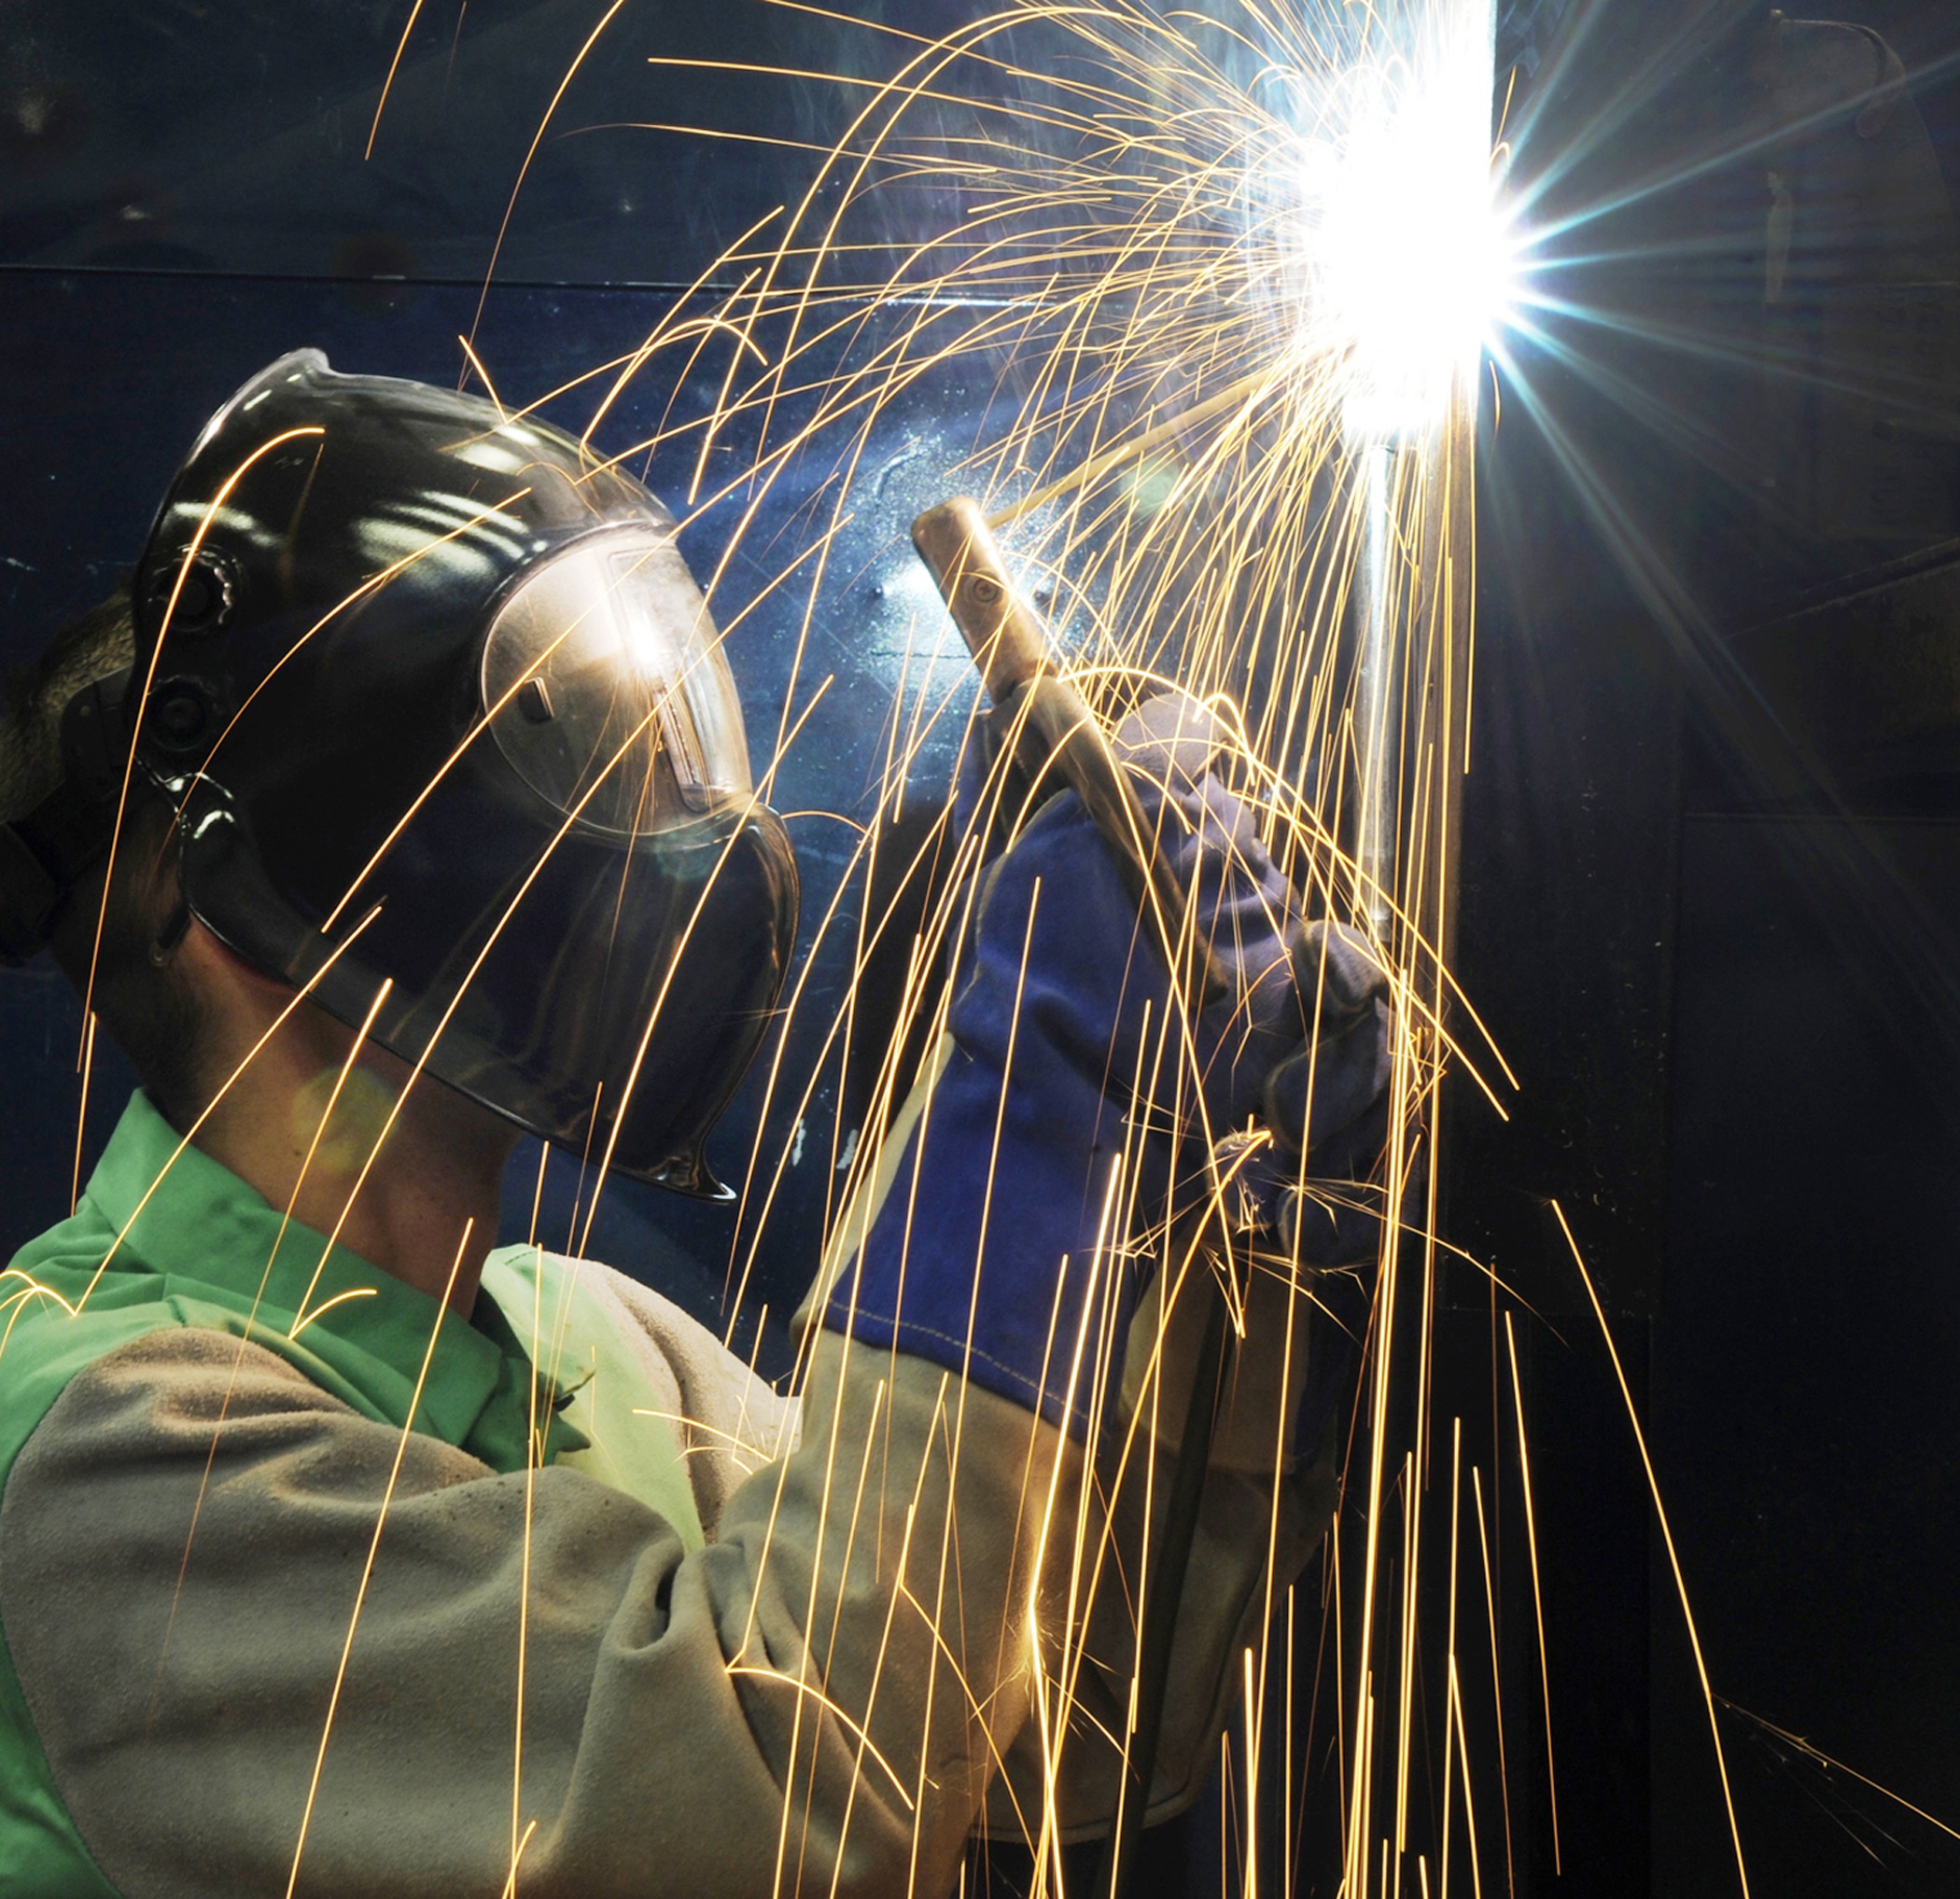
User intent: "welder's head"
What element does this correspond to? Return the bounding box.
[0,350,800,1196]
[0,591,207,1125]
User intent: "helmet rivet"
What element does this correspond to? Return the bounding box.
[147,546,238,637]
[152,683,209,751]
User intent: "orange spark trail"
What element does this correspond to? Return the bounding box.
[367,0,428,161]
[1553,1198,1752,1899]
[285,1222,472,1899]
[1502,1309,1559,1872]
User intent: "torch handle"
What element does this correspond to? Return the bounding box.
[911,499,1223,1007]
[911,497,1053,700]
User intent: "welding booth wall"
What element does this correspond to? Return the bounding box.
[4,2,1960,1896]
[1450,3,1960,1895]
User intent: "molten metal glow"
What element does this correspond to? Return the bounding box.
[1277,0,1516,440]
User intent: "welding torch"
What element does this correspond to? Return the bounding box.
[911,497,1227,1011]
[912,496,1238,1899]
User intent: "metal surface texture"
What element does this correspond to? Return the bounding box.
[1656,809,1960,1896]
[0,0,1576,287]
[0,0,903,282]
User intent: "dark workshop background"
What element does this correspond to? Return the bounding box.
[2,2,1956,1893]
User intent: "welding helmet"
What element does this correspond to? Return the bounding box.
[125,349,798,1196]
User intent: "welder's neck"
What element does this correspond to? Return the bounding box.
[173,923,516,1313]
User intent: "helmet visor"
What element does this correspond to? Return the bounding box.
[482,527,751,838]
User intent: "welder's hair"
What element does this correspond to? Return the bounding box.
[0,592,135,820]
[0,590,208,1127]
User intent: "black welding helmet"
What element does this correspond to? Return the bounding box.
[129,349,799,1196]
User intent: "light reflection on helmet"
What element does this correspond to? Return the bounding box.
[132,350,799,1197]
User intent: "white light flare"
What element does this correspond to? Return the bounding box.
[1281,0,1520,443]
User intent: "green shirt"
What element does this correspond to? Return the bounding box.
[0,1090,701,1896]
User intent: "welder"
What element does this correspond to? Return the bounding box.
[0,351,1392,1897]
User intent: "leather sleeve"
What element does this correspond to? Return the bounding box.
[986,1251,1339,1841]
[568,1258,801,1532]
[0,1324,1072,1899]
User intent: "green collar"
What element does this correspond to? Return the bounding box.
[37,1091,581,1471]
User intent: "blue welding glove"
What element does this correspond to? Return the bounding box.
[821,687,1393,1435]
[1210,920,1393,1262]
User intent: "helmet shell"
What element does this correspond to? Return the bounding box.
[132,350,799,1196]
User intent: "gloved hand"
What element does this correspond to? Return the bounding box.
[819,686,1392,1435]
[1209,917,1393,1264]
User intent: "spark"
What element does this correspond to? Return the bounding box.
[721,1666,918,1815]
[468,0,630,345]
[1554,1199,1751,1899]
[1469,1464,1516,1897]
[285,1221,471,1899]
[65,902,382,1319]
[1502,1309,1559,1871]
[457,332,509,420]
[277,976,399,1329]
[80,425,326,1054]
[367,0,428,161]
[69,1012,96,1217]
[284,1285,380,1342]
[514,1168,547,1880]
[1718,1699,1960,1849]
